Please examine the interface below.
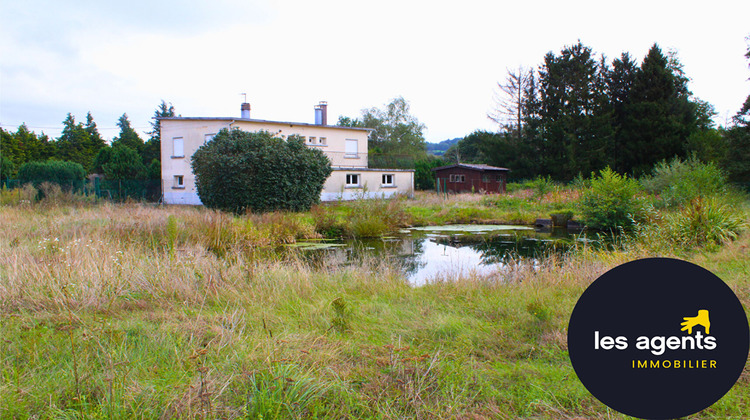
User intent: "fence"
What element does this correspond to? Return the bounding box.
[1,178,162,202]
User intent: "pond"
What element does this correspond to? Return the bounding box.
[289,224,599,285]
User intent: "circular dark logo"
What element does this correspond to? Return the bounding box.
[568,258,749,419]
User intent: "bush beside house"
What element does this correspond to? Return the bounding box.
[191,129,332,214]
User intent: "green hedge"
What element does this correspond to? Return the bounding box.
[17,160,86,191]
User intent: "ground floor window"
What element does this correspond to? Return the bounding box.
[449,174,465,183]
[346,173,360,187]
[173,175,184,188]
[381,174,394,186]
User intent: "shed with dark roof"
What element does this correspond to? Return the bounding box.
[432,163,510,194]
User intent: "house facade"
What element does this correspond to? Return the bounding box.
[160,102,414,205]
[433,163,509,194]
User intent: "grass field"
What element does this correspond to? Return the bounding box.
[1,190,748,419]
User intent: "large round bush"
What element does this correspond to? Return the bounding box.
[191,129,332,213]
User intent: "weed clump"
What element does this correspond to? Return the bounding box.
[312,199,411,238]
[641,157,728,207]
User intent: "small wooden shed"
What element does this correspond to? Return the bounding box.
[433,163,510,194]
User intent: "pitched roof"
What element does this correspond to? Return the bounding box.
[432,163,510,172]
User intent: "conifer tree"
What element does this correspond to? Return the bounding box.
[142,100,175,168]
[538,42,606,179]
[111,113,144,153]
[56,113,91,170]
[607,53,638,173]
[622,44,697,174]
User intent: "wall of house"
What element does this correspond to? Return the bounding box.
[321,169,414,201]
[161,118,403,205]
[434,168,507,194]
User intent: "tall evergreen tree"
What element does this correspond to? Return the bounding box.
[111,113,144,153]
[0,128,21,180]
[56,113,91,169]
[538,42,607,179]
[723,37,750,182]
[520,71,544,176]
[85,112,106,150]
[1,127,23,165]
[621,44,697,174]
[143,100,175,166]
[607,53,638,173]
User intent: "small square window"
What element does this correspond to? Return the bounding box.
[382,174,394,186]
[320,137,327,145]
[204,133,216,143]
[346,173,360,187]
[309,136,316,144]
[174,175,184,188]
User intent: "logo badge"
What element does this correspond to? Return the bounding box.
[568,258,749,419]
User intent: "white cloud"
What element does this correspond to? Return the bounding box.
[1,0,749,142]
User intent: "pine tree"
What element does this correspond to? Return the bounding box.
[111,113,144,153]
[538,42,607,179]
[143,100,175,167]
[723,37,750,182]
[85,112,106,150]
[622,44,697,175]
[607,53,638,173]
[56,113,90,169]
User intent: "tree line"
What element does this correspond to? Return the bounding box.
[4,38,748,192]
[0,101,175,183]
[448,41,750,184]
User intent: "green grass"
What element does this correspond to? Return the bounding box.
[1,194,748,418]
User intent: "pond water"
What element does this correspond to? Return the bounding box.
[290,224,597,285]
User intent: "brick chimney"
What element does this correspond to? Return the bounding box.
[314,101,327,125]
[241,102,251,119]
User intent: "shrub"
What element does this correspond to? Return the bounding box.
[580,167,641,230]
[414,156,446,190]
[191,129,332,214]
[667,197,745,247]
[100,145,147,180]
[17,160,86,191]
[528,175,557,199]
[640,157,727,207]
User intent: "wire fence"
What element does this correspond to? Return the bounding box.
[368,154,416,169]
[1,178,162,202]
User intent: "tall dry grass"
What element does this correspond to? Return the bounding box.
[0,202,646,313]
[2,201,747,418]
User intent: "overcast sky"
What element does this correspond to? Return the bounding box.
[1,0,748,143]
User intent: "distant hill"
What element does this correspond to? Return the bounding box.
[426,138,460,156]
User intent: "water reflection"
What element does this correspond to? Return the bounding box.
[293,225,590,286]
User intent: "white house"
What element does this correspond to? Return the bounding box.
[160,101,415,205]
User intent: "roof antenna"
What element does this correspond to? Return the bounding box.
[241,92,247,103]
